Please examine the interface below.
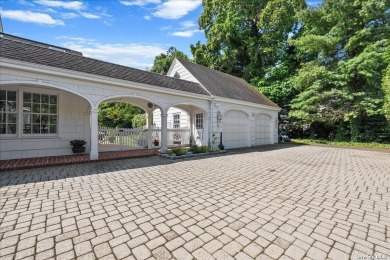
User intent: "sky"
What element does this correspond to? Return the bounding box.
[0,0,323,71]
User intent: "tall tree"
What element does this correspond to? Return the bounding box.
[250,44,304,109]
[383,44,390,120]
[290,0,390,141]
[149,47,189,75]
[191,0,306,81]
[98,102,144,128]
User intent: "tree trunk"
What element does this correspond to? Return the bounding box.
[350,117,360,142]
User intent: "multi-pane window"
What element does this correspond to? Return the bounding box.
[173,114,180,129]
[195,113,203,129]
[0,90,17,135]
[23,92,58,134]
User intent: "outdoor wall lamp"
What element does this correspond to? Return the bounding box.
[217,111,222,127]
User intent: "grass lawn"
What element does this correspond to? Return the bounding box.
[291,139,390,149]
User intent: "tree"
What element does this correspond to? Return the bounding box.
[98,102,144,128]
[251,44,303,109]
[383,44,390,120]
[149,47,190,75]
[191,0,306,81]
[290,0,390,142]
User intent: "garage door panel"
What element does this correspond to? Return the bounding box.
[255,114,271,145]
[223,110,249,149]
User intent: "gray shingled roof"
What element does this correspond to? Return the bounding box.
[0,34,210,96]
[176,58,279,108]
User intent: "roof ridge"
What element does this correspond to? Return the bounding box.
[176,58,247,83]
[174,58,214,97]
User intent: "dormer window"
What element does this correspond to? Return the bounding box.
[173,72,180,79]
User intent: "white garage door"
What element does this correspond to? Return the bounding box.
[223,110,249,149]
[255,114,272,145]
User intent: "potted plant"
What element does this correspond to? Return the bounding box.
[152,138,159,146]
[70,139,87,154]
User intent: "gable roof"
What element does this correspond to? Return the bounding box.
[0,33,210,96]
[175,58,279,108]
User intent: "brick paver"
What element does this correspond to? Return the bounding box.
[0,145,389,259]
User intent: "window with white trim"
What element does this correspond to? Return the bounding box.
[0,90,17,135]
[23,92,58,134]
[173,114,180,129]
[195,113,203,129]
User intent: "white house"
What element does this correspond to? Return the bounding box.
[0,33,280,160]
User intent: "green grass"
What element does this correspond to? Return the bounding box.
[291,139,390,149]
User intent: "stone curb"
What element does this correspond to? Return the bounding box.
[159,150,229,160]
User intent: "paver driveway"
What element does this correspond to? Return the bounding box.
[0,145,389,260]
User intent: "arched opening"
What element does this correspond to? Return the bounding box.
[154,103,208,147]
[97,96,162,152]
[0,83,92,160]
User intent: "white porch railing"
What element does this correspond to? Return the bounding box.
[168,128,190,146]
[153,128,191,146]
[98,127,147,151]
[98,127,191,152]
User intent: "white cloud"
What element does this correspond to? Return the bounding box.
[34,0,85,10]
[0,10,64,25]
[57,36,96,43]
[59,36,167,69]
[119,0,161,6]
[61,12,79,19]
[144,15,152,20]
[18,0,35,6]
[41,7,57,13]
[180,20,197,29]
[160,25,173,31]
[153,0,201,19]
[80,12,100,19]
[168,20,200,37]
[171,29,200,37]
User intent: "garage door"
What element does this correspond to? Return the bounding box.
[255,114,272,145]
[223,110,249,149]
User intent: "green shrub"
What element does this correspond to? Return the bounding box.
[170,147,187,156]
[209,147,220,153]
[189,144,200,153]
[199,145,209,153]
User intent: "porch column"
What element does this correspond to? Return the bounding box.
[189,112,194,145]
[161,113,168,153]
[90,108,99,160]
[147,112,153,149]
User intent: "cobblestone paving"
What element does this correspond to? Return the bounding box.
[0,145,389,260]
